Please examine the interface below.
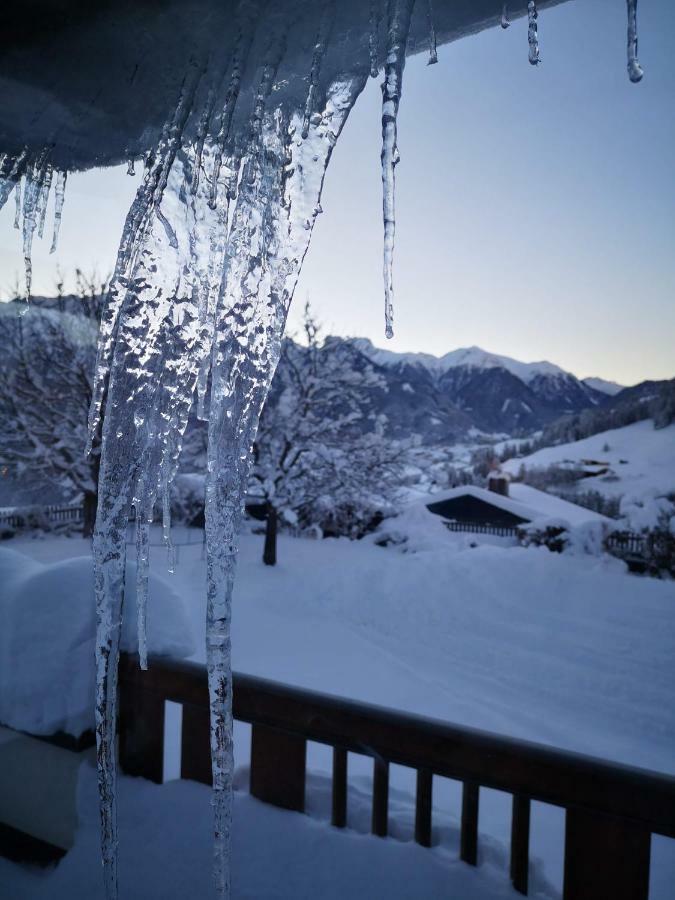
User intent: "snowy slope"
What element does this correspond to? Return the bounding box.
[502,419,675,500]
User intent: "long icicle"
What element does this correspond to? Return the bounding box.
[13,177,22,229]
[527,1,540,66]
[426,0,438,65]
[626,0,644,83]
[208,1,260,210]
[135,513,150,670]
[50,170,67,253]
[36,164,53,239]
[368,0,380,78]
[301,5,334,139]
[380,0,415,340]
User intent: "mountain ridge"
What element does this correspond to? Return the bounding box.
[337,338,667,440]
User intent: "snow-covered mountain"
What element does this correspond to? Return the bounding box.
[349,339,608,437]
[582,376,625,396]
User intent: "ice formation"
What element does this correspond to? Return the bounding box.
[626,0,644,84]
[501,5,511,30]
[0,3,649,899]
[380,0,414,341]
[527,1,540,66]
[0,150,68,294]
[426,0,438,65]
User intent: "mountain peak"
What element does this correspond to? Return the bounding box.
[353,339,567,385]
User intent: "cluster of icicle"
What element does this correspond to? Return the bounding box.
[0,2,646,899]
[85,2,368,897]
[0,150,67,300]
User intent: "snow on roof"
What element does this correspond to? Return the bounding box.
[415,483,610,527]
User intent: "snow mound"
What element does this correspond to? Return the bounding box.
[0,548,194,737]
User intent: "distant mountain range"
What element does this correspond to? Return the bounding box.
[340,339,663,439]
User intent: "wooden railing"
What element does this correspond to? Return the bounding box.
[118,653,675,900]
[0,503,83,529]
[444,521,521,537]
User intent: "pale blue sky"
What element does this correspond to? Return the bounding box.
[1,0,673,385]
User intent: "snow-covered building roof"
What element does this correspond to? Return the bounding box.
[416,483,610,528]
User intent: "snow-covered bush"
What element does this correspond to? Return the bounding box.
[619,491,675,533]
[518,519,570,553]
[0,547,194,737]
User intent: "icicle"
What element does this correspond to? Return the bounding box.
[301,7,333,140]
[162,479,176,575]
[50,170,67,254]
[37,165,53,239]
[0,150,28,213]
[527,1,540,66]
[501,4,510,29]
[426,0,438,65]
[209,4,259,210]
[126,158,135,176]
[91,65,204,900]
[87,63,203,454]
[368,0,380,78]
[626,0,643,83]
[380,0,414,340]
[135,515,150,670]
[90,27,366,900]
[21,155,49,298]
[13,178,22,229]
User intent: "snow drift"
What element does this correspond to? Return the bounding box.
[0,547,194,737]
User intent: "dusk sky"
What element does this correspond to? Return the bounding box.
[1,0,673,386]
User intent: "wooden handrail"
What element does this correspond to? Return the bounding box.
[118,652,675,899]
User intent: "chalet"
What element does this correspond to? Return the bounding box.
[422,473,610,530]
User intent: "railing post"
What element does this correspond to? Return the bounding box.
[460,781,479,865]
[510,794,530,895]
[372,757,389,837]
[250,723,306,812]
[332,747,347,828]
[118,663,165,784]
[563,807,651,900]
[181,703,212,785]
[415,768,433,847]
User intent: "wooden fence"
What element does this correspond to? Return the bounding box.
[118,653,675,900]
[0,503,83,530]
[444,521,521,538]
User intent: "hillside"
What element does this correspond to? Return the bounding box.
[502,420,675,528]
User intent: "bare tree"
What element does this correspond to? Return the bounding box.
[251,305,409,564]
[0,303,99,536]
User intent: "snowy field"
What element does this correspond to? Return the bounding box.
[2,527,675,898]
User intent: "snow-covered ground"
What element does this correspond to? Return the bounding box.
[502,420,675,502]
[3,528,675,898]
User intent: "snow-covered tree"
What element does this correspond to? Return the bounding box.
[0,303,99,536]
[251,305,408,564]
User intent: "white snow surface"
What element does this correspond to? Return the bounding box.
[0,545,195,736]
[353,339,567,383]
[1,762,554,900]
[503,420,675,501]
[3,529,675,897]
